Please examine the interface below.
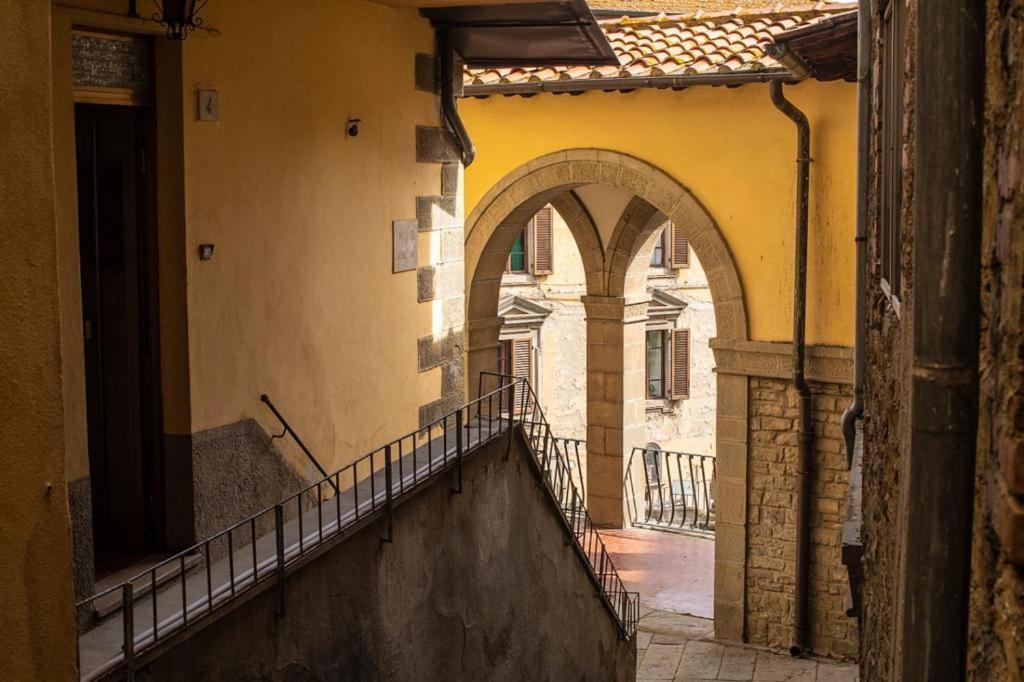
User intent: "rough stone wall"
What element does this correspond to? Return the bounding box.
[191,419,311,558]
[141,430,637,681]
[967,1,1024,678]
[745,377,858,659]
[860,0,917,678]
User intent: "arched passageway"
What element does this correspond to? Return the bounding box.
[465,150,750,639]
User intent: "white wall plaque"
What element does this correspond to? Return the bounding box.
[198,90,219,121]
[393,219,418,273]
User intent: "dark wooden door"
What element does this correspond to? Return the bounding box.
[76,104,161,565]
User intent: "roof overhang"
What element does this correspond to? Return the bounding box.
[421,0,618,68]
[766,9,857,82]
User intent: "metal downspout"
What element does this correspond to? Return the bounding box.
[439,30,476,167]
[769,80,813,658]
[898,0,983,675]
[841,0,871,466]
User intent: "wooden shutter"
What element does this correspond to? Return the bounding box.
[668,221,689,269]
[530,206,553,275]
[670,329,690,399]
[510,338,533,411]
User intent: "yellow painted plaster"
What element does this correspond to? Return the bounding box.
[0,2,78,677]
[50,0,446,478]
[462,81,857,346]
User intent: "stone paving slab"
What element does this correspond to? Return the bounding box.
[636,609,859,682]
[639,644,685,679]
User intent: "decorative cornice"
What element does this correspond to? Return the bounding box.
[711,338,853,384]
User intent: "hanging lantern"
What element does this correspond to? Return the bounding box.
[152,0,208,40]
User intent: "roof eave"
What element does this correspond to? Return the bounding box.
[463,68,796,97]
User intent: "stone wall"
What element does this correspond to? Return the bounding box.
[967,1,1024,678]
[745,378,858,659]
[139,429,637,681]
[860,0,917,678]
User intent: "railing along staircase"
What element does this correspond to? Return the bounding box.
[77,377,638,680]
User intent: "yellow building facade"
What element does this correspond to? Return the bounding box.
[464,81,857,347]
[4,0,615,675]
[460,6,860,655]
[2,0,862,674]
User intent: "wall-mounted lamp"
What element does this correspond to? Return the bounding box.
[153,0,209,40]
[347,118,362,137]
[199,243,215,261]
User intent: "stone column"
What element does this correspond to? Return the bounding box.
[466,315,503,399]
[582,295,649,528]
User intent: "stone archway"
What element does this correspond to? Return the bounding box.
[465,149,750,641]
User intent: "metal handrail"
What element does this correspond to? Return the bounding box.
[479,372,640,637]
[78,382,516,680]
[625,446,716,533]
[260,393,339,494]
[78,377,636,680]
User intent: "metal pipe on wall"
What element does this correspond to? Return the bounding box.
[439,30,476,167]
[840,0,871,465]
[769,79,814,658]
[898,0,984,676]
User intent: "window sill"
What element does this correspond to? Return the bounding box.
[645,399,676,414]
[502,273,539,286]
[648,268,675,281]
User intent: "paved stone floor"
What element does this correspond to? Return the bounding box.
[601,528,715,618]
[636,609,859,681]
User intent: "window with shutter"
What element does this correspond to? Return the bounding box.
[650,229,667,267]
[670,328,690,400]
[669,221,689,269]
[880,0,906,305]
[529,206,553,275]
[646,330,667,399]
[511,337,533,412]
[506,230,528,273]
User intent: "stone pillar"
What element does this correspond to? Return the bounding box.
[466,315,502,399]
[583,295,649,528]
[712,371,749,641]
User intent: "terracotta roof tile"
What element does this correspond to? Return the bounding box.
[465,3,857,90]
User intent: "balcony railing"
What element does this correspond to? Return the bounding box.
[625,447,716,534]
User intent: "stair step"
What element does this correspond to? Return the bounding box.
[92,553,203,619]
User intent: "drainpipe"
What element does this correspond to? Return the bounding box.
[898,0,983,675]
[841,0,871,467]
[438,30,476,167]
[769,80,813,658]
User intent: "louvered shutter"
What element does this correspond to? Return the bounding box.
[669,221,689,269]
[511,338,533,412]
[529,206,553,275]
[670,329,690,400]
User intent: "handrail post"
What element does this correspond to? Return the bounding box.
[384,444,394,542]
[498,377,504,424]
[455,408,464,494]
[122,583,135,680]
[274,504,286,616]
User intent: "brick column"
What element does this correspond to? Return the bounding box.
[583,295,649,528]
